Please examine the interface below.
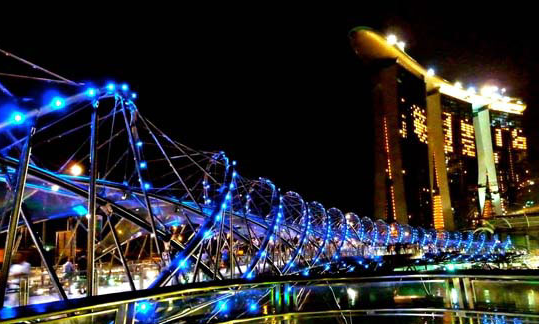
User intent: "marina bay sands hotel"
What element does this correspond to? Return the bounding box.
[349,27,530,231]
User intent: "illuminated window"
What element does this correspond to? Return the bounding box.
[400,114,407,138]
[383,118,397,217]
[433,195,444,230]
[511,129,527,150]
[495,128,503,147]
[412,105,428,144]
[461,120,476,157]
[442,112,453,153]
[494,152,499,164]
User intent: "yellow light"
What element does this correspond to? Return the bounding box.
[427,68,435,77]
[397,41,405,51]
[495,128,503,147]
[454,81,462,89]
[412,106,428,144]
[443,112,453,153]
[511,129,527,150]
[387,34,397,45]
[461,120,476,157]
[69,164,83,176]
[433,195,444,230]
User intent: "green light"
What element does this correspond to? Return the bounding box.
[446,264,455,271]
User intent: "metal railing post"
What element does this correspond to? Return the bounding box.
[0,127,34,308]
[87,100,99,296]
[18,277,28,306]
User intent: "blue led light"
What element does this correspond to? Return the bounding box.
[86,88,97,97]
[144,183,151,190]
[136,141,143,147]
[140,161,147,169]
[246,271,254,279]
[203,230,212,239]
[179,259,188,269]
[136,301,152,315]
[10,111,25,125]
[131,92,137,99]
[106,83,115,92]
[51,97,65,109]
[249,303,258,312]
[302,270,309,276]
[217,300,228,312]
[72,205,88,216]
[121,83,129,91]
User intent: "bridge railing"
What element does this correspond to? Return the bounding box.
[1,270,538,323]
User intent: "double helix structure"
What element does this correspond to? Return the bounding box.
[0,48,515,315]
[0,82,513,304]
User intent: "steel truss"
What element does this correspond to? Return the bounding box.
[0,85,513,310]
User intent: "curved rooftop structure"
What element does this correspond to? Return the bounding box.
[349,26,526,114]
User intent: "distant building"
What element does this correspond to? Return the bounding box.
[349,27,528,230]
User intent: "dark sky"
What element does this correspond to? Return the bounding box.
[1,4,538,216]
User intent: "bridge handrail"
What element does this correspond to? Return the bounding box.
[1,269,539,323]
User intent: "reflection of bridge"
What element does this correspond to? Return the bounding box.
[0,52,517,321]
[1,271,538,323]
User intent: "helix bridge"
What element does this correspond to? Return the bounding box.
[0,54,531,324]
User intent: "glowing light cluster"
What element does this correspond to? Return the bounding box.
[495,128,503,147]
[399,113,407,138]
[412,105,428,144]
[511,129,527,150]
[460,119,476,157]
[383,117,397,219]
[386,34,405,51]
[442,112,453,153]
[433,194,444,230]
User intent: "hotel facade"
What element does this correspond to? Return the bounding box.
[349,27,529,231]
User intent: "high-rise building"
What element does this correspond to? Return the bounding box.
[371,61,432,227]
[489,109,529,214]
[349,27,528,230]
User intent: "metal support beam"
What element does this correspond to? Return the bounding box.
[120,100,163,262]
[0,127,34,308]
[20,205,68,300]
[87,103,99,296]
[108,215,136,291]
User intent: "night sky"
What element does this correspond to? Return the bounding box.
[1,4,538,216]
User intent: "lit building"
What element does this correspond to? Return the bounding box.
[349,27,528,230]
[371,61,432,226]
[489,109,529,213]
